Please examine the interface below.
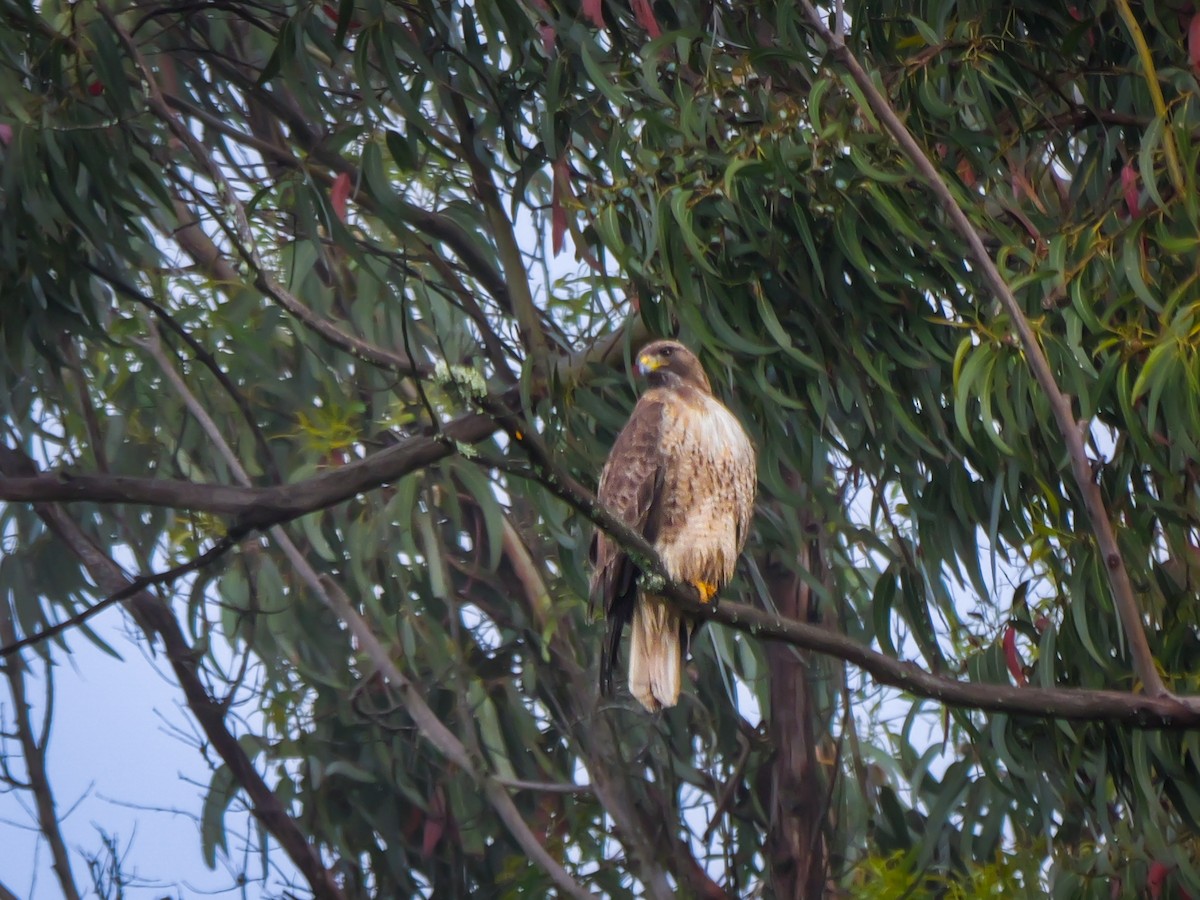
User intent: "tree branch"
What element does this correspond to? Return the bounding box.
[794,1,1168,699]
[0,413,497,521]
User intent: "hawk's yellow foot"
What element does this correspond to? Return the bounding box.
[692,580,718,604]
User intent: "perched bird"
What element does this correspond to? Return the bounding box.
[590,340,757,711]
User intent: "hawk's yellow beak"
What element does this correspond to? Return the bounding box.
[637,353,663,375]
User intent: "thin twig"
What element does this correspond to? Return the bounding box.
[105,12,426,382]
[494,776,596,795]
[795,1,1168,699]
[445,90,551,371]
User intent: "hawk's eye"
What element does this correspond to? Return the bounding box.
[661,347,674,357]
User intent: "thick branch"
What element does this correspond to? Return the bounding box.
[795,2,1167,699]
[0,413,496,522]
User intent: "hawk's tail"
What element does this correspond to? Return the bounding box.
[628,597,682,712]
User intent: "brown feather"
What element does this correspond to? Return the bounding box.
[591,342,757,711]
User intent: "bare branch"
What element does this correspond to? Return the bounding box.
[0,413,497,522]
[494,777,595,795]
[0,319,645,523]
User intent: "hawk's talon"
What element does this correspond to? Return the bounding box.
[692,580,718,605]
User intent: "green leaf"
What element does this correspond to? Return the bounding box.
[200,765,238,868]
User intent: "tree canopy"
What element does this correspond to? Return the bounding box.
[4,0,1200,897]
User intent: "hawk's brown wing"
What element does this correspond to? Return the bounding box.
[589,394,667,697]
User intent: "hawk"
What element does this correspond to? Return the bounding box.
[590,340,757,711]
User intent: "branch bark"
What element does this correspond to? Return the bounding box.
[794,1,1167,699]
[0,320,643,526]
[0,413,497,522]
[763,486,828,899]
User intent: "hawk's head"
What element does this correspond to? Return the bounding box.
[637,340,711,394]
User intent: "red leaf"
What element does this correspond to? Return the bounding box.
[538,22,556,55]
[581,0,604,29]
[551,156,569,256]
[956,157,976,189]
[1068,7,1096,47]
[0,124,11,146]
[322,3,362,31]
[1003,626,1026,686]
[421,786,447,858]
[630,0,661,38]
[87,80,104,96]
[1121,160,1140,218]
[331,172,352,223]
[1147,860,1169,900]
[1189,13,1200,73]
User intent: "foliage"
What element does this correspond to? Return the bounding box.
[3,0,1200,897]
